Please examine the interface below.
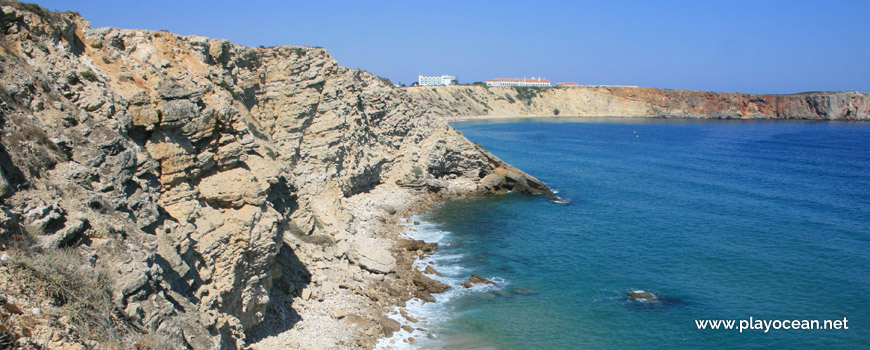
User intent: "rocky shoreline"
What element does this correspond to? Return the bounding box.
[0,3,552,349]
[247,180,551,349]
[247,185,504,349]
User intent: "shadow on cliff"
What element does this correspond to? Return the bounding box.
[0,113,28,194]
[245,241,311,343]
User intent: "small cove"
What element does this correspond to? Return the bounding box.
[382,117,870,349]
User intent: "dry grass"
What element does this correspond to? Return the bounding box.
[2,248,167,348]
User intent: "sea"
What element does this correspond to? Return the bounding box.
[377,117,870,350]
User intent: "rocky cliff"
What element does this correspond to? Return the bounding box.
[405,85,870,120]
[0,3,548,349]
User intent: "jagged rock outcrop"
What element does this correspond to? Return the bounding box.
[0,2,549,349]
[406,85,870,120]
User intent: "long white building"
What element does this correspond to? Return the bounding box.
[418,75,456,86]
[486,77,551,87]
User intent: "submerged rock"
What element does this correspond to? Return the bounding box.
[412,269,450,294]
[461,274,496,288]
[628,290,657,301]
[423,265,443,277]
[512,287,537,295]
[397,239,438,253]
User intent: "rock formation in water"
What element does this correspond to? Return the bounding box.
[406,85,870,120]
[0,3,548,349]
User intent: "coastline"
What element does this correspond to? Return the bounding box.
[245,185,450,349]
[405,85,870,121]
[0,4,554,349]
[388,120,870,349]
[446,114,647,122]
[5,3,865,349]
[247,168,551,349]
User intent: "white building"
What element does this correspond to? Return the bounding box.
[418,75,456,86]
[485,77,551,87]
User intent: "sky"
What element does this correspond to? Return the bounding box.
[31,0,870,94]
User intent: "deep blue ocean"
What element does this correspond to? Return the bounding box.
[379,117,870,350]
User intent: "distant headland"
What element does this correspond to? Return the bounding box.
[404,85,870,121]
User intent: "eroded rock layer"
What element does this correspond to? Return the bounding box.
[0,3,547,349]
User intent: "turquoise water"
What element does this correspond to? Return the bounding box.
[407,118,870,349]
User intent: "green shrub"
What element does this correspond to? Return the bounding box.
[265,148,277,160]
[377,77,393,86]
[79,70,98,82]
[514,86,543,101]
[287,222,333,246]
[554,108,560,115]
[288,222,306,237]
[305,234,334,246]
[247,122,269,140]
[219,81,240,100]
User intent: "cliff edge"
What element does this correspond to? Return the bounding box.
[0,3,548,349]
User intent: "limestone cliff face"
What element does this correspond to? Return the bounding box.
[0,3,547,349]
[406,85,870,120]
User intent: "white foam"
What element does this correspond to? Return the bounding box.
[550,197,570,204]
[377,216,509,349]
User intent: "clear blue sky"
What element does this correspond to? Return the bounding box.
[32,0,870,94]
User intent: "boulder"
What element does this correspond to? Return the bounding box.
[378,204,397,215]
[414,290,435,303]
[350,237,396,274]
[480,173,505,190]
[38,218,87,249]
[23,203,65,236]
[158,99,199,127]
[0,167,11,198]
[411,270,449,294]
[461,274,496,288]
[628,290,657,301]
[423,265,443,277]
[379,315,401,337]
[198,168,266,208]
[396,239,437,253]
[156,79,201,100]
[129,105,160,130]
